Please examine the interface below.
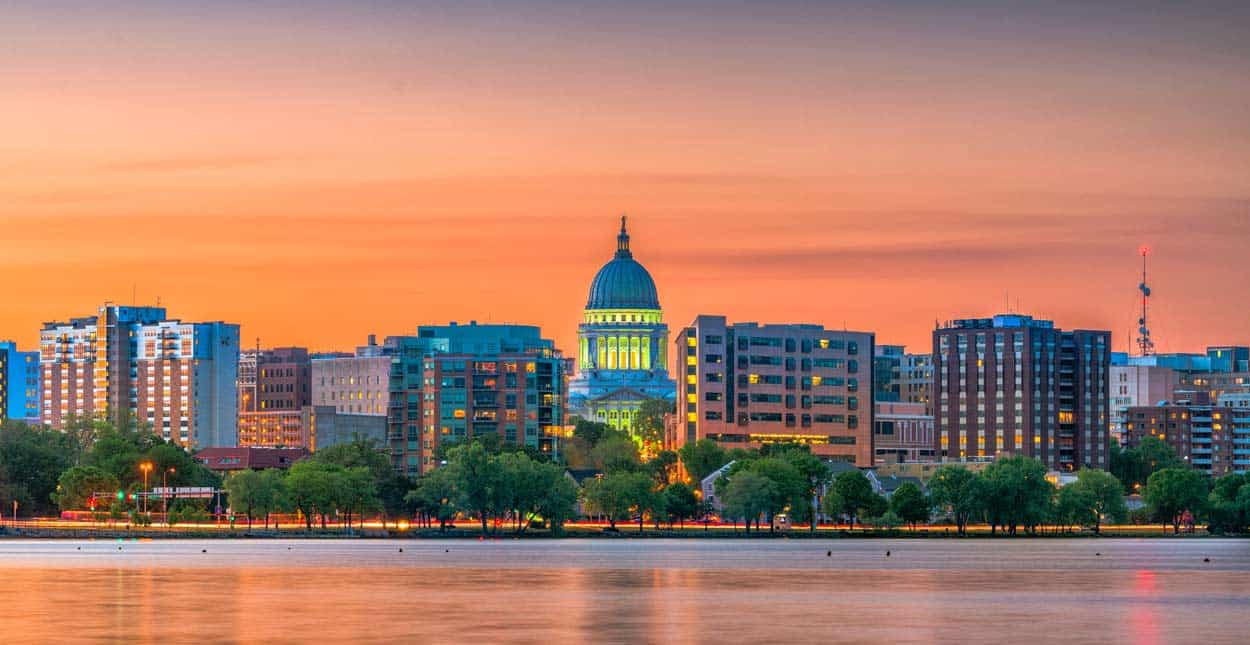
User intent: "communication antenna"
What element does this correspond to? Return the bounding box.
[1136,246,1155,356]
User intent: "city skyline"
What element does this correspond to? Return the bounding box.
[1,216,1243,360]
[4,1,1249,357]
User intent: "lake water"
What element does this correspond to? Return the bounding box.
[1,538,1247,644]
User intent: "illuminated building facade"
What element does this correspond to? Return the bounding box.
[386,323,566,475]
[312,353,391,416]
[237,347,312,447]
[933,314,1110,471]
[674,316,875,466]
[567,218,676,434]
[1123,395,1249,476]
[0,341,40,423]
[39,305,240,448]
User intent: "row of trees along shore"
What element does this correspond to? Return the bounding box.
[2,413,1249,536]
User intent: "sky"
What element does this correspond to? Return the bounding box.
[2,1,1249,359]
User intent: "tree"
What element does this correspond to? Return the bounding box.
[223,469,288,530]
[0,421,78,516]
[662,482,700,528]
[982,456,1053,535]
[61,416,111,462]
[826,470,876,531]
[677,439,729,484]
[592,436,641,473]
[646,450,678,487]
[446,442,507,536]
[497,452,574,535]
[535,467,579,536]
[1111,436,1185,491]
[773,448,830,531]
[337,466,379,532]
[583,472,651,531]
[1054,484,1096,533]
[928,465,984,536]
[642,483,667,531]
[224,469,263,528]
[890,482,930,531]
[52,465,119,513]
[572,418,619,447]
[1144,467,1208,534]
[256,469,289,528]
[407,467,459,532]
[313,433,411,526]
[635,399,672,448]
[1207,473,1250,535]
[285,460,339,530]
[744,457,805,532]
[720,470,777,534]
[1068,469,1127,533]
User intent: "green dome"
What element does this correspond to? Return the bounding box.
[586,218,660,310]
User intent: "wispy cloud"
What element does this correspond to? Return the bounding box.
[96,154,281,174]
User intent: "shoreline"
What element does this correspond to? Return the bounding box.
[2,526,1239,540]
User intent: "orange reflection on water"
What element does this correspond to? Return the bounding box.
[0,540,1248,644]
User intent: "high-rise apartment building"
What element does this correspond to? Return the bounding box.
[933,314,1110,471]
[387,323,566,476]
[39,305,240,447]
[674,316,874,466]
[237,347,313,448]
[0,341,40,423]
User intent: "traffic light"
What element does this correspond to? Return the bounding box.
[116,490,125,501]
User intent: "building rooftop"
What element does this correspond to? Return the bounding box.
[194,447,309,471]
[940,314,1054,330]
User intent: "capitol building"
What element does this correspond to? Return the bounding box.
[567,218,677,434]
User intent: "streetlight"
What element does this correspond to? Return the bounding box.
[139,462,154,514]
[162,467,176,527]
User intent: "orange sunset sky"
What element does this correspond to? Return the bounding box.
[3,1,1249,358]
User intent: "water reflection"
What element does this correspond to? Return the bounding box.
[1,539,1247,644]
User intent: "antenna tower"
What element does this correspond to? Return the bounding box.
[1136,246,1155,356]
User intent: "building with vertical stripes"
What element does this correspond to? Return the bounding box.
[932,314,1110,470]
